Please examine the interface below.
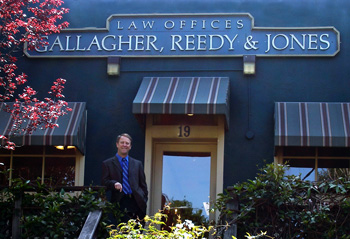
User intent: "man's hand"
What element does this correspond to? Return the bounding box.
[114,182,122,192]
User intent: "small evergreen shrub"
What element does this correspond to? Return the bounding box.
[0,177,121,239]
[215,163,350,239]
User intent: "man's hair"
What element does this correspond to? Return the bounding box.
[116,133,132,144]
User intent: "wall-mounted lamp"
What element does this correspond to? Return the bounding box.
[55,145,76,150]
[107,56,121,76]
[243,55,256,75]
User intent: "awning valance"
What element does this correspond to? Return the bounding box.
[275,102,350,147]
[0,102,87,154]
[132,77,230,125]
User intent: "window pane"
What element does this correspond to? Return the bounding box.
[0,157,10,186]
[12,157,42,181]
[318,159,350,168]
[283,158,315,167]
[13,146,43,155]
[285,167,315,181]
[283,147,316,157]
[44,157,75,186]
[318,159,350,181]
[318,147,350,157]
[284,158,315,181]
[162,155,210,225]
[0,148,11,155]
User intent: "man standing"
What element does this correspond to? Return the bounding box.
[102,133,148,222]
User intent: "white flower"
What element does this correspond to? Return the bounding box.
[182,232,193,239]
[176,223,184,229]
[184,219,194,229]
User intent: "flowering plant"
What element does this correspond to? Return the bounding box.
[236,231,274,239]
[0,0,70,149]
[107,213,212,239]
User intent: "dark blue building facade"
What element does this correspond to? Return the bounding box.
[6,0,350,217]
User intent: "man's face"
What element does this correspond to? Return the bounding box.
[116,136,132,157]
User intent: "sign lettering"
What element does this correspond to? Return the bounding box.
[25,13,340,58]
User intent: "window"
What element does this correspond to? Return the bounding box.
[0,146,84,186]
[275,146,350,181]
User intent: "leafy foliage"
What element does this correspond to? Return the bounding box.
[107,212,212,239]
[215,163,350,239]
[0,0,70,149]
[0,178,122,239]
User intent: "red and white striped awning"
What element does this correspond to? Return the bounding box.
[275,102,350,147]
[0,102,87,154]
[132,77,230,126]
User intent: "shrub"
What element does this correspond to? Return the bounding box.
[106,213,272,239]
[0,178,121,239]
[215,163,350,239]
[107,212,212,239]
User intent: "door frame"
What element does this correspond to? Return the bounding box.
[144,115,226,221]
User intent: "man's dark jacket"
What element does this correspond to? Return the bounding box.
[102,156,148,213]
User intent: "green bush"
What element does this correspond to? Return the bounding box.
[215,163,350,239]
[107,212,212,239]
[106,213,271,239]
[0,178,121,239]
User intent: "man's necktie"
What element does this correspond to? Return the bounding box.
[122,158,132,194]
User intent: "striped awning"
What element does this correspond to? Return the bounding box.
[275,102,350,147]
[132,77,230,125]
[0,102,87,154]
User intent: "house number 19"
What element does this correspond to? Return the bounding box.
[178,125,190,137]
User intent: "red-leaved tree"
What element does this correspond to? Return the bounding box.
[0,0,70,149]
